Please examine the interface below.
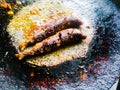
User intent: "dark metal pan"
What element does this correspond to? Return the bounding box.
[0,0,120,90]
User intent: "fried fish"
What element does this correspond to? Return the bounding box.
[16,28,86,60]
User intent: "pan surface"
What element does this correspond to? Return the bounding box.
[0,0,120,90]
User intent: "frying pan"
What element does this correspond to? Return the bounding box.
[0,0,120,90]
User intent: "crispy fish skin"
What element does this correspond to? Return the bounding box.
[19,16,83,50]
[16,28,87,60]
